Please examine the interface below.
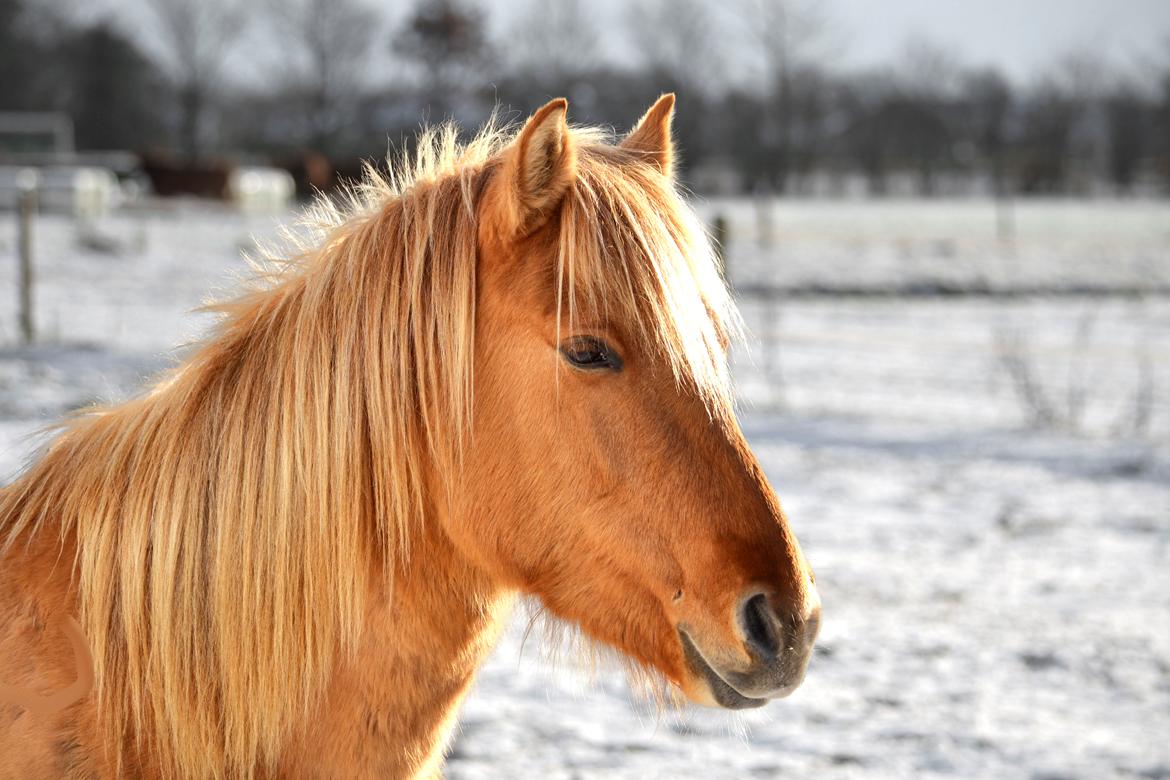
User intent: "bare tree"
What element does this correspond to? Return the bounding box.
[962,68,1015,238]
[626,0,727,97]
[891,37,962,194]
[394,0,493,118]
[140,0,246,164]
[1158,38,1170,190]
[265,0,378,153]
[507,0,600,80]
[962,68,1013,192]
[1104,81,1152,194]
[1052,50,1114,193]
[67,22,167,151]
[737,0,832,190]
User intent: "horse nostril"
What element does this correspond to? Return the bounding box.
[740,593,782,659]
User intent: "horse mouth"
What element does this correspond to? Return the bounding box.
[678,630,768,710]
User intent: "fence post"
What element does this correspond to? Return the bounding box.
[712,214,729,285]
[995,192,1015,251]
[17,169,38,344]
[755,192,774,249]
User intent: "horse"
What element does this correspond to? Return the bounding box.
[0,95,821,778]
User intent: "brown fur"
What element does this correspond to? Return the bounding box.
[0,96,818,778]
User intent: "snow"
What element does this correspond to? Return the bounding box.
[1,200,1168,778]
[699,198,1170,294]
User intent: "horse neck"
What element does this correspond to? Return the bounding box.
[276,509,515,777]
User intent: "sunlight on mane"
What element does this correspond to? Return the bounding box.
[556,141,742,412]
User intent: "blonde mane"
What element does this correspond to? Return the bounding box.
[0,115,738,776]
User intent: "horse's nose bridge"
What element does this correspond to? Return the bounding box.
[712,422,799,552]
[699,415,778,521]
[666,403,811,609]
[714,424,816,614]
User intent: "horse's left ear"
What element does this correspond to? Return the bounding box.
[621,93,676,177]
[494,97,577,237]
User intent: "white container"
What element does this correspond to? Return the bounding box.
[0,165,123,217]
[227,167,296,215]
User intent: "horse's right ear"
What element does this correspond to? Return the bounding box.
[621,93,675,177]
[491,98,577,238]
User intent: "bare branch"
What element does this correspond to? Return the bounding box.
[625,0,728,96]
[507,0,600,79]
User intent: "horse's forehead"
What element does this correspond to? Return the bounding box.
[476,149,692,330]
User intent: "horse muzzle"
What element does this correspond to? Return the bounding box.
[679,589,822,709]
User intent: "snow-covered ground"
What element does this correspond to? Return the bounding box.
[1,201,1168,778]
[699,197,1170,294]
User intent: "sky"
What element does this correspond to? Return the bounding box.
[561,0,1170,82]
[822,0,1170,80]
[60,0,1170,87]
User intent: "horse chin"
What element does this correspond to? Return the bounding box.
[677,631,768,710]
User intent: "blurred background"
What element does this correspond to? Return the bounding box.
[1,0,1168,777]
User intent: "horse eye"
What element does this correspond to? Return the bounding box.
[560,336,623,372]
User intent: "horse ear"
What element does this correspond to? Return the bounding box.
[621,93,676,176]
[497,97,576,236]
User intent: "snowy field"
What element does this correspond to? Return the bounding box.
[1,200,1168,778]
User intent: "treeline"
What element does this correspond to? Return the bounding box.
[3,0,1169,196]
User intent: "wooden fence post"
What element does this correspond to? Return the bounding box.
[995,192,1016,251]
[755,193,774,249]
[17,169,38,344]
[712,213,729,285]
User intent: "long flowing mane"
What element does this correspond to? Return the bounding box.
[0,116,737,776]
